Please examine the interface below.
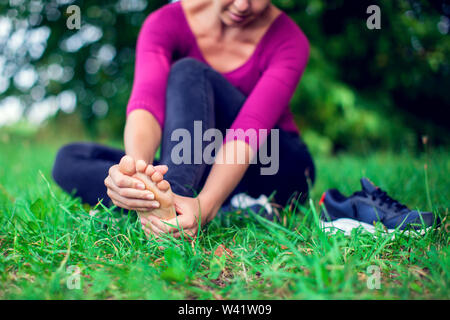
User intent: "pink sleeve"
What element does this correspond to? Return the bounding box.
[126,7,178,128]
[224,32,310,152]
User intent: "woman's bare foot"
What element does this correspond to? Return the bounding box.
[118,156,176,220]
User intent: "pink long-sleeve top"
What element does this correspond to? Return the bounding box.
[126,1,310,152]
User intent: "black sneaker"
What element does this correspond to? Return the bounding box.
[319,178,439,235]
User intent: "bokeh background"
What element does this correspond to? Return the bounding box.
[0,0,449,155]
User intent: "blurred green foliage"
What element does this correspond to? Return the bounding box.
[1,0,449,154]
[277,0,449,153]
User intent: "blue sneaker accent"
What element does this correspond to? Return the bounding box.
[320,178,439,233]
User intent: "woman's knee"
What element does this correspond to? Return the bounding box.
[167,57,208,89]
[171,57,206,74]
[52,143,84,184]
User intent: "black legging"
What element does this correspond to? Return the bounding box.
[52,58,315,210]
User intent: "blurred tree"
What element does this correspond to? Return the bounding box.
[275,0,449,151]
[0,0,166,139]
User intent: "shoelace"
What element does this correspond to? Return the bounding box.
[230,193,273,215]
[369,189,408,213]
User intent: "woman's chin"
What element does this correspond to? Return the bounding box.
[220,14,246,27]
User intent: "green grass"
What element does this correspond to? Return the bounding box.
[0,132,448,299]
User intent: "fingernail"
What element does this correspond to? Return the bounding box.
[137,183,145,190]
[153,202,160,208]
[146,193,154,200]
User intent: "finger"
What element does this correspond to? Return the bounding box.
[143,221,163,237]
[154,215,193,234]
[143,226,159,239]
[146,216,170,233]
[174,228,196,239]
[111,198,131,210]
[104,175,113,188]
[110,166,146,190]
[113,199,151,212]
[141,222,158,237]
[106,178,155,201]
[148,215,179,234]
[137,216,155,234]
[140,216,164,234]
[142,222,173,248]
[106,176,148,198]
[117,186,155,200]
[123,188,155,200]
[107,189,160,210]
[170,231,182,239]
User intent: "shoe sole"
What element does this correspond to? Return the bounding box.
[319,218,431,237]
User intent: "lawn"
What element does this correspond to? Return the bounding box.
[0,131,448,299]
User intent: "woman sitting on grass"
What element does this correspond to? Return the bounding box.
[52,0,315,238]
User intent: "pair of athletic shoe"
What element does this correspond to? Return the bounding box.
[319,177,439,235]
[220,178,439,235]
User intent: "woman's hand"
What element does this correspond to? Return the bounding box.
[103,155,166,211]
[141,193,212,239]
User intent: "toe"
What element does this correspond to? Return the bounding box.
[151,171,163,183]
[157,180,170,192]
[136,159,147,172]
[154,165,168,175]
[119,155,136,175]
[145,165,156,177]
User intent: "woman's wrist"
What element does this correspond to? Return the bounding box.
[197,192,220,225]
[124,109,161,164]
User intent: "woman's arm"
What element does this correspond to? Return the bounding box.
[124,6,179,162]
[104,5,181,212]
[124,109,162,163]
[103,109,163,212]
